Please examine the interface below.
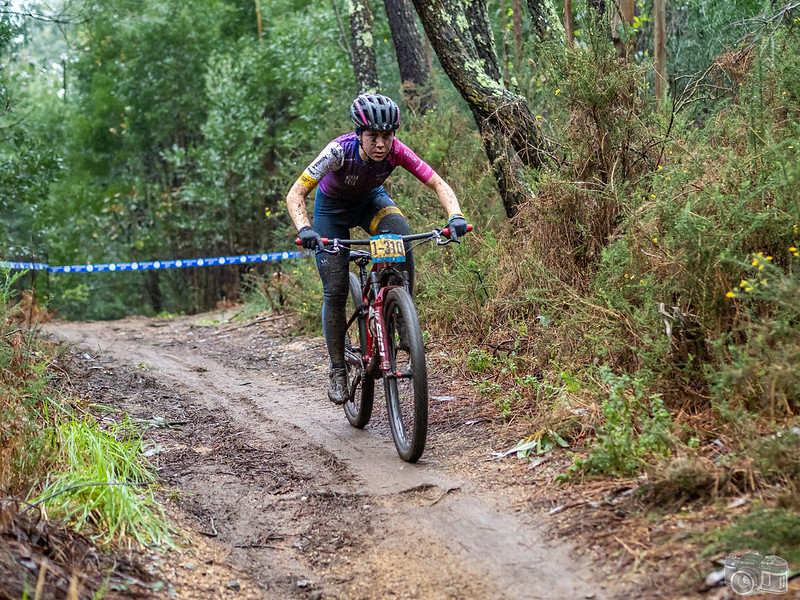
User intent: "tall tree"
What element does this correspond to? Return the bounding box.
[349,0,379,94]
[563,0,574,47]
[512,0,522,67]
[654,0,667,101]
[526,0,564,43]
[412,0,545,216]
[384,0,432,113]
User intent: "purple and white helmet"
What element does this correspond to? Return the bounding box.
[350,94,400,132]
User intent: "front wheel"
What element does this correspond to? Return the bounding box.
[344,272,374,428]
[383,287,428,462]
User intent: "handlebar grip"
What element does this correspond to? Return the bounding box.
[295,237,330,246]
[442,224,473,238]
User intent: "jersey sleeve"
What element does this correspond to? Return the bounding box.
[296,141,344,188]
[390,139,435,184]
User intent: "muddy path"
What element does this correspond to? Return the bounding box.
[47,312,624,600]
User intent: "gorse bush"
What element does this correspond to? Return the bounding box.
[423,6,800,484]
[578,368,673,476]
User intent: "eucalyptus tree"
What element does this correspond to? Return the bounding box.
[411,0,544,216]
[349,0,379,93]
[383,0,432,112]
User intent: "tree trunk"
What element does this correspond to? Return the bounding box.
[612,0,635,56]
[349,0,379,94]
[254,0,262,40]
[526,0,563,43]
[412,0,544,216]
[500,0,510,86]
[512,0,522,67]
[563,0,573,47]
[654,0,666,102]
[384,0,433,113]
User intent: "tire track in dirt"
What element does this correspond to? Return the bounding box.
[48,314,618,600]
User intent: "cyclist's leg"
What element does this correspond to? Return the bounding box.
[313,190,354,373]
[358,187,415,293]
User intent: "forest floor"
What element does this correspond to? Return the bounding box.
[14,310,793,599]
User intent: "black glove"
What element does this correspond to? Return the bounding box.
[298,226,324,251]
[447,214,468,243]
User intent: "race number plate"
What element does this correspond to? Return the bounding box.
[369,233,406,263]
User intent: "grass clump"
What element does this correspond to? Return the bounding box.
[2,268,173,549]
[35,415,173,548]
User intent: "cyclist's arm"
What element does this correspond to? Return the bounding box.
[425,173,463,218]
[286,180,315,231]
[285,141,344,231]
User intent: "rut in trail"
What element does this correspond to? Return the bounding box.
[49,314,622,600]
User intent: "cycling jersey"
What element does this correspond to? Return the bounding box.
[298,133,434,201]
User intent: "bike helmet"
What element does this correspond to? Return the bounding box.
[350,94,400,132]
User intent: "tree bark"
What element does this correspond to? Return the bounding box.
[412,0,544,216]
[384,0,433,113]
[526,0,563,43]
[654,0,666,102]
[512,0,522,67]
[500,0,510,86]
[349,0,379,94]
[563,0,573,47]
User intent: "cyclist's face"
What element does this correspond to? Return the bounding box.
[359,130,395,162]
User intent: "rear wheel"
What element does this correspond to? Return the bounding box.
[383,287,428,462]
[344,272,374,428]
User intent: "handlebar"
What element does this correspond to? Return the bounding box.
[296,224,473,248]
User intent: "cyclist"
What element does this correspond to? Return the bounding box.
[286,93,468,404]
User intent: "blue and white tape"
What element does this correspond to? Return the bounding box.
[1,251,305,273]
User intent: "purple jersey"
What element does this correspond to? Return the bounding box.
[297,133,435,201]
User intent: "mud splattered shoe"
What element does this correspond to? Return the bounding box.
[328,367,348,405]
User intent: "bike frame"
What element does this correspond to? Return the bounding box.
[329,228,460,380]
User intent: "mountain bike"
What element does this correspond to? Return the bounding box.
[298,225,471,462]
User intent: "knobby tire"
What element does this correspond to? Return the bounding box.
[383,287,428,462]
[344,272,374,428]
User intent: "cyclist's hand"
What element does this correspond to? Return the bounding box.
[447,213,468,243]
[298,226,324,251]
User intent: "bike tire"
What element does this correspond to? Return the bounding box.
[344,272,374,428]
[383,287,428,462]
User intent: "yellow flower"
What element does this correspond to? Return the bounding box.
[650,194,656,198]
[555,89,560,95]
[624,273,629,279]
[653,237,658,243]
[758,265,764,270]
[740,279,748,287]
[766,256,773,261]
[657,165,663,170]
[726,291,735,298]
[536,115,543,119]
[639,279,645,284]
[752,259,759,266]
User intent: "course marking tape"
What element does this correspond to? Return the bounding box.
[1,251,305,273]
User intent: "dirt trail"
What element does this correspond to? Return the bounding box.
[47,313,621,600]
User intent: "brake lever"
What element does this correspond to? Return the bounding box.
[433,228,456,246]
[321,239,342,254]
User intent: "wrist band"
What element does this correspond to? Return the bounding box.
[448,212,464,219]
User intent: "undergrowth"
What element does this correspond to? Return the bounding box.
[1,268,173,549]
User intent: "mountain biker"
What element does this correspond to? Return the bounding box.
[286,93,468,405]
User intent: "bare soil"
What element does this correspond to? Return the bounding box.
[28,310,797,600]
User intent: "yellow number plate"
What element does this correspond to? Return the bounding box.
[369,234,406,263]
